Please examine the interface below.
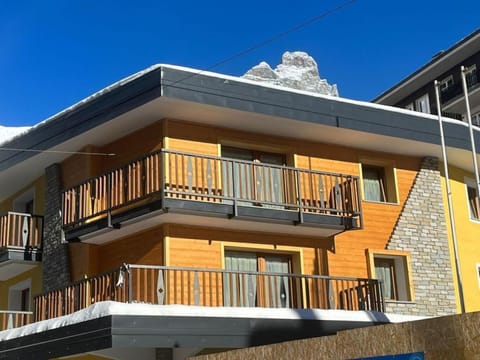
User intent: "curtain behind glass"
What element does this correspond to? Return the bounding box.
[363,167,383,202]
[224,252,257,307]
[265,256,290,308]
[375,260,394,299]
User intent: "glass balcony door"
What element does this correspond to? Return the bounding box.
[221,146,285,206]
[223,251,292,308]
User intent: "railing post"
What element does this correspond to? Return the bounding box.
[160,151,166,207]
[295,170,304,224]
[107,172,112,228]
[141,157,147,198]
[74,185,80,224]
[127,265,133,303]
[232,161,238,217]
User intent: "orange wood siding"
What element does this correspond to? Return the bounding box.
[97,226,164,273]
[61,121,164,189]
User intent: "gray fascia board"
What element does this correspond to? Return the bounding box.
[160,67,478,153]
[0,68,163,172]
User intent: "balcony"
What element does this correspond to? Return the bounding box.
[33,264,384,322]
[0,310,32,331]
[62,149,363,241]
[0,212,43,280]
[441,73,480,113]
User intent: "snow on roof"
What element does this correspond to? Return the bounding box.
[0,301,426,342]
[0,126,32,146]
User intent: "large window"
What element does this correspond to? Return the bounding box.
[465,64,477,87]
[221,146,286,205]
[415,93,431,114]
[361,162,397,203]
[466,179,480,220]
[224,251,292,308]
[367,250,412,302]
[8,279,32,311]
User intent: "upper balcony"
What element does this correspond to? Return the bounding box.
[62,149,363,242]
[441,73,480,113]
[0,212,43,280]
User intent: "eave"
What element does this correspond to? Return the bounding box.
[1,65,480,203]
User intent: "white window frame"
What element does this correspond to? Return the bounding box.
[465,177,480,222]
[439,75,454,93]
[465,64,477,87]
[415,93,431,114]
[472,112,480,127]
[477,263,480,289]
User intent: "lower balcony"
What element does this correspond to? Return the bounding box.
[0,310,32,331]
[33,264,384,322]
[0,212,43,280]
[62,149,363,242]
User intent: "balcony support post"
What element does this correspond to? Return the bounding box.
[296,170,304,224]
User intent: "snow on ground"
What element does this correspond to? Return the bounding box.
[0,126,32,146]
[0,301,426,342]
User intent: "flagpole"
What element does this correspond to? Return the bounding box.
[461,65,480,198]
[434,80,465,313]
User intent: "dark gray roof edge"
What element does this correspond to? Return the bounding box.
[373,28,480,102]
[0,66,163,171]
[1,64,479,173]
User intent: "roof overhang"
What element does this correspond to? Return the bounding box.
[1,65,480,202]
[0,302,422,359]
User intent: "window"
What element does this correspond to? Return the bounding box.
[405,103,414,111]
[8,279,32,311]
[472,112,480,127]
[367,250,412,301]
[477,264,480,289]
[361,162,397,203]
[221,146,286,205]
[465,65,477,87]
[415,93,431,114]
[439,75,454,93]
[466,179,480,220]
[224,251,292,308]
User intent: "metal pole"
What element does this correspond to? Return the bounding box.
[434,80,465,313]
[461,66,480,198]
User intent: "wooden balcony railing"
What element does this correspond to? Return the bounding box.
[0,310,33,331]
[34,264,385,321]
[62,149,363,230]
[0,212,43,250]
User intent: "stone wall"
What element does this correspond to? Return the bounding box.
[385,156,457,316]
[42,163,71,292]
[193,311,480,360]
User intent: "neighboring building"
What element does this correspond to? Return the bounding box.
[374,29,480,123]
[374,28,480,313]
[0,63,478,359]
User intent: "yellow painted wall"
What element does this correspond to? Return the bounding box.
[0,176,46,215]
[0,265,42,310]
[442,165,480,312]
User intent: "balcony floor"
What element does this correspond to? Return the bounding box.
[66,198,357,244]
[0,301,422,360]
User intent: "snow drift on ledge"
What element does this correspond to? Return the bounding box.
[0,125,31,146]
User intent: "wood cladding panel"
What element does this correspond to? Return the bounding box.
[96,226,164,273]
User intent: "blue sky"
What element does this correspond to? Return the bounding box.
[1,0,479,126]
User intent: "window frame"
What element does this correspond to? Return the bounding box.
[360,159,399,204]
[367,249,413,302]
[415,93,431,114]
[439,75,454,93]
[465,177,480,222]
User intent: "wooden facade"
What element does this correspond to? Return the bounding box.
[61,118,421,296]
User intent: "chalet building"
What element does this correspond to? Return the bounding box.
[374,28,480,314]
[0,64,478,359]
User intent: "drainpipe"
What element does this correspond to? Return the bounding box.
[434,80,465,313]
